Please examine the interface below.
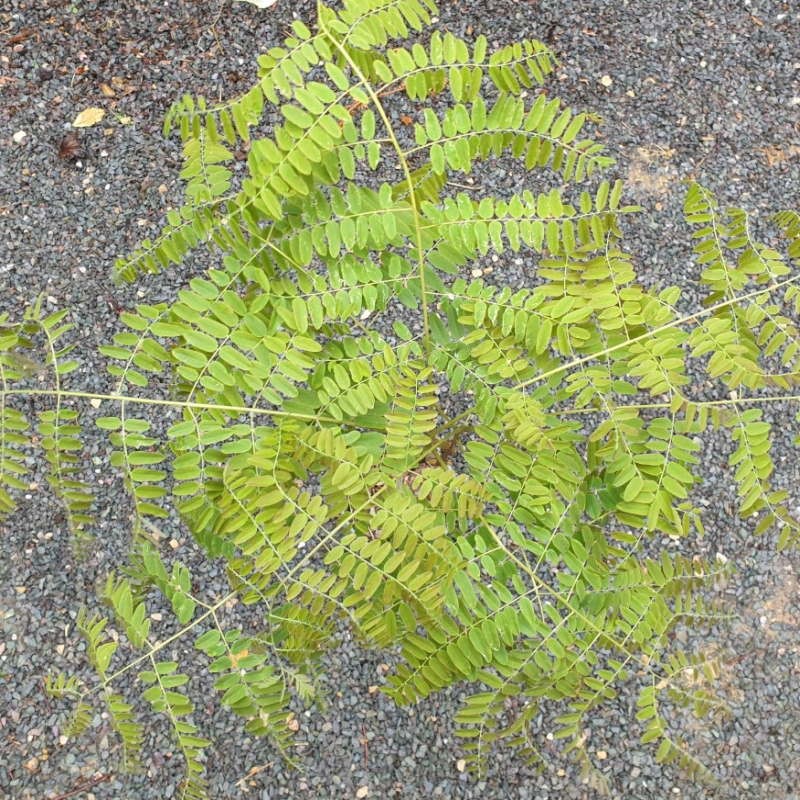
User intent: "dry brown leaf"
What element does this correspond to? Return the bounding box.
[100,83,116,98]
[72,107,105,128]
[7,28,35,45]
[58,132,81,161]
[760,145,800,167]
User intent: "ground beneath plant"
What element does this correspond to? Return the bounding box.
[1,1,799,798]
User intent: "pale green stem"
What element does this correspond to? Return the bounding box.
[93,591,236,692]
[0,388,383,430]
[513,273,800,392]
[318,6,431,351]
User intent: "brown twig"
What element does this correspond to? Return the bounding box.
[234,761,273,790]
[50,773,112,800]
[203,0,225,55]
[359,724,369,767]
[6,28,36,45]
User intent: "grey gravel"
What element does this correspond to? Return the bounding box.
[1,0,800,798]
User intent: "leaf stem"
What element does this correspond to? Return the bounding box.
[513,273,800,392]
[0,388,385,430]
[94,591,236,691]
[554,392,800,415]
[318,6,431,352]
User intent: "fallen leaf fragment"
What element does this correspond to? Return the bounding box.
[456,758,467,772]
[234,761,272,789]
[58,132,81,160]
[596,749,608,760]
[598,75,613,88]
[760,144,800,167]
[7,28,35,45]
[72,107,105,128]
[355,787,369,799]
[100,83,116,97]
[89,398,102,408]
[286,714,300,732]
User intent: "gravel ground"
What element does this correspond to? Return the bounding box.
[1,0,800,798]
